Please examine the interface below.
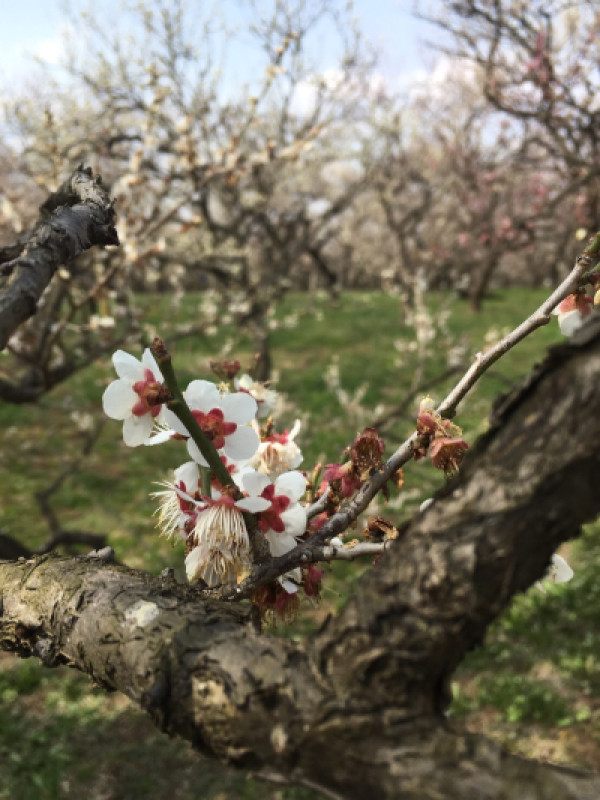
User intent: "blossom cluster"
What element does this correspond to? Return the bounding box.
[102,348,311,613]
[102,341,571,623]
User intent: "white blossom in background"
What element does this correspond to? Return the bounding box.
[537,553,574,593]
[234,373,278,419]
[250,419,303,478]
[162,379,260,466]
[545,554,574,584]
[102,349,165,446]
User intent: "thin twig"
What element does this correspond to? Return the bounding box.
[221,233,600,599]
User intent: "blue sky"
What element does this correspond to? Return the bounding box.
[0,0,442,87]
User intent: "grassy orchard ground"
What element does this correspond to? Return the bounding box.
[1,288,599,799]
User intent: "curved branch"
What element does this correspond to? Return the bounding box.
[0,166,119,351]
[312,311,600,723]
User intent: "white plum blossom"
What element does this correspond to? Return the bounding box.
[185,469,272,586]
[250,419,303,478]
[251,469,308,594]
[162,379,260,466]
[234,373,278,418]
[102,349,165,446]
[257,470,307,557]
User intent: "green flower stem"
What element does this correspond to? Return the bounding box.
[199,466,212,497]
[151,340,235,490]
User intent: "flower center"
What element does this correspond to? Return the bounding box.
[258,485,291,533]
[267,430,290,444]
[132,368,163,417]
[192,408,237,449]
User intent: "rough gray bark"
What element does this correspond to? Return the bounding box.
[2,316,600,798]
[0,166,119,351]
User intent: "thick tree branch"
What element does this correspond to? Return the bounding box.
[3,316,600,798]
[0,166,119,351]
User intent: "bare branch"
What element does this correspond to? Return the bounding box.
[0,166,118,351]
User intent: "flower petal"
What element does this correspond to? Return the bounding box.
[145,429,173,446]
[548,553,574,584]
[122,414,154,446]
[185,546,203,582]
[184,380,220,411]
[223,425,260,462]
[289,419,301,440]
[558,310,585,337]
[141,348,163,381]
[186,439,209,467]
[279,504,307,537]
[162,407,190,437]
[274,470,306,502]
[419,498,434,513]
[220,391,257,424]
[174,461,200,491]
[112,350,144,380]
[236,496,271,513]
[265,530,298,557]
[103,380,138,420]
[240,469,271,497]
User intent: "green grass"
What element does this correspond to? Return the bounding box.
[3,286,598,794]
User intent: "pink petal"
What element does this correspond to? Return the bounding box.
[220,392,257,424]
[223,426,260,462]
[274,471,306,502]
[122,414,154,446]
[112,350,144,380]
[103,380,138,420]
